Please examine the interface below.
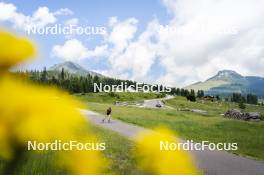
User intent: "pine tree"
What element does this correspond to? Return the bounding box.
[239,101,246,110]
[60,68,65,81]
[40,67,48,83]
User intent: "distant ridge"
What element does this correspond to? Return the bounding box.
[49,61,103,77]
[186,70,264,97]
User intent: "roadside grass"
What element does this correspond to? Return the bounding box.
[89,124,145,175]
[166,96,264,117]
[0,123,143,175]
[83,95,264,161]
[0,152,64,175]
[74,92,163,104]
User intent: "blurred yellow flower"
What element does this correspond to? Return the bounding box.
[0,76,108,175]
[0,76,85,157]
[58,138,108,175]
[135,128,201,175]
[0,31,106,175]
[0,31,35,69]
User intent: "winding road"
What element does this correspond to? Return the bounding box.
[143,95,174,108]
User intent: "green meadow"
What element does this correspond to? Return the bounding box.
[78,93,264,161]
[0,124,144,175]
[75,92,164,104]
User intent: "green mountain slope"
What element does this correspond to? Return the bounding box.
[186,70,264,97]
[49,61,103,77]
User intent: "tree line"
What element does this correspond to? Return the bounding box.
[231,93,258,105]
[169,88,201,102]
[27,67,138,93]
[17,68,259,105]
[25,68,170,94]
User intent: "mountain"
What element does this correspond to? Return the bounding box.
[186,70,264,97]
[49,61,103,77]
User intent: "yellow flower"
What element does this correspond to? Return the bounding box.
[0,76,85,157]
[0,31,35,69]
[0,76,108,175]
[61,150,106,175]
[135,128,201,175]
[0,31,107,175]
[58,137,108,175]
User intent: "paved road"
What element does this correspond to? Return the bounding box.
[143,95,174,108]
[81,109,264,175]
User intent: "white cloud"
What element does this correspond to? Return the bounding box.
[30,7,56,27]
[153,0,264,86]
[52,39,88,61]
[64,18,79,25]
[101,0,264,86]
[54,8,73,16]
[52,39,108,61]
[106,19,158,82]
[0,2,16,21]
[90,45,109,58]
[108,16,118,26]
[102,0,264,86]
[0,2,74,31]
[107,17,138,53]
[0,2,57,30]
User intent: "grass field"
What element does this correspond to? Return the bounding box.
[74,92,164,104]
[0,124,144,175]
[80,94,264,161]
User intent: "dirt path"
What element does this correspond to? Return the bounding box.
[81,109,264,175]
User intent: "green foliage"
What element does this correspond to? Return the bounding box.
[27,69,138,94]
[246,94,258,104]
[186,94,196,102]
[238,101,246,110]
[186,89,196,102]
[75,92,160,104]
[231,93,258,105]
[108,92,120,99]
[156,93,166,98]
[197,90,204,98]
[0,124,142,175]
[60,68,65,81]
[25,69,173,96]
[40,67,47,83]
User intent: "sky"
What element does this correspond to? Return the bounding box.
[1,0,264,87]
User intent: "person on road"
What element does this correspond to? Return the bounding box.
[102,107,112,123]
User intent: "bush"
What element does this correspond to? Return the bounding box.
[109,92,116,97]
[156,93,166,98]
[186,94,196,102]
[238,101,246,110]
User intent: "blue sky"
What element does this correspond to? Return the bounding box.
[1,0,167,65]
[1,0,169,77]
[1,0,264,86]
